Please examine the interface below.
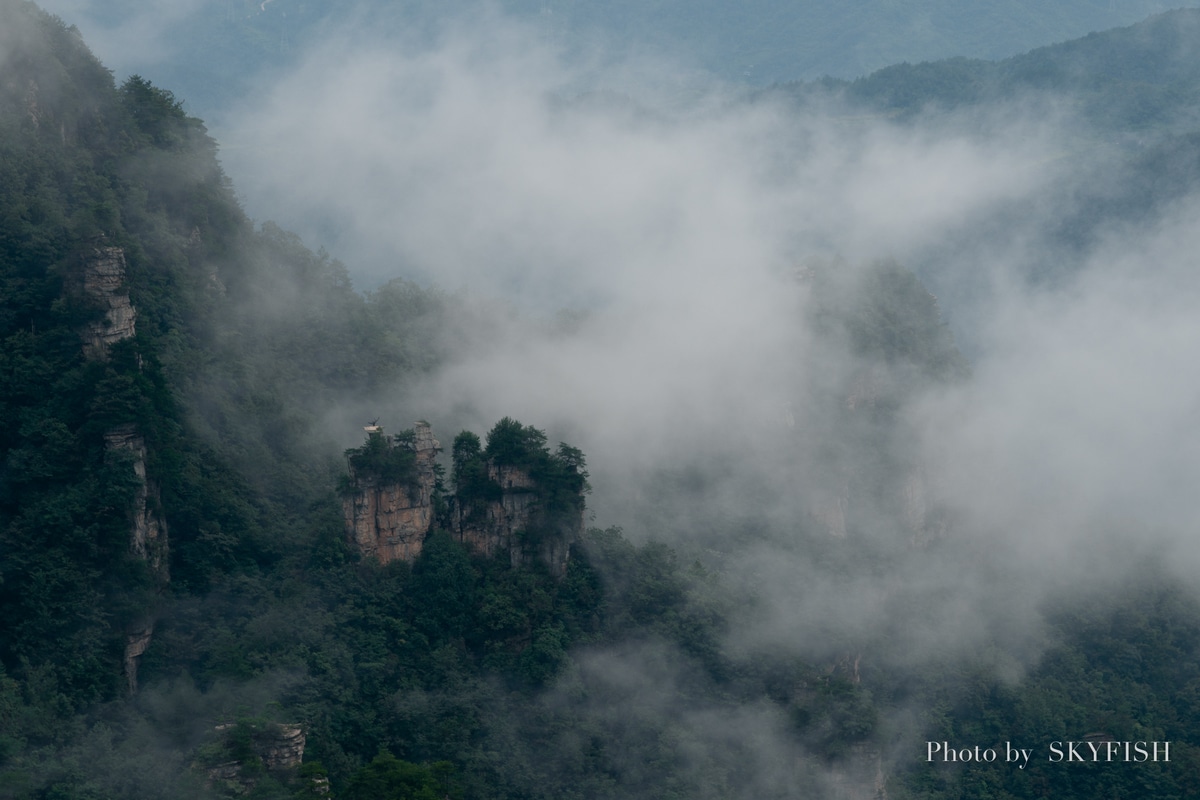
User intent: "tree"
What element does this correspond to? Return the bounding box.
[341,752,459,800]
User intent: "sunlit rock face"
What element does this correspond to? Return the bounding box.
[81,245,136,359]
[342,421,441,564]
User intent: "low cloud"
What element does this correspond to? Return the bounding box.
[220,16,1059,494]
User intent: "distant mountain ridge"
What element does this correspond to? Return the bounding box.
[787,7,1200,133]
[34,0,1200,125]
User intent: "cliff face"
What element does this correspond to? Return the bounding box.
[81,245,137,359]
[342,423,583,577]
[449,462,580,579]
[105,420,169,696]
[342,422,440,565]
[104,424,170,580]
[204,723,307,793]
[84,247,167,693]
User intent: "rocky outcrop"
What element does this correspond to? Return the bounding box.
[104,424,170,579]
[255,724,306,770]
[81,245,136,359]
[205,723,306,792]
[342,422,440,565]
[342,422,583,577]
[104,423,169,694]
[449,462,580,578]
[123,625,154,695]
[76,244,166,691]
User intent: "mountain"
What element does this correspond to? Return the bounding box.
[0,3,915,796]
[776,8,1200,134]
[756,7,1200,308]
[34,0,1200,126]
[4,2,1200,799]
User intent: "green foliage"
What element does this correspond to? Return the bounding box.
[5,6,1200,800]
[410,531,480,643]
[120,76,189,150]
[342,429,418,491]
[891,579,1200,799]
[482,416,549,469]
[449,430,495,506]
[342,752,460,800]
[455,417,589,519]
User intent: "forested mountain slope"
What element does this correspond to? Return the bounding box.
[778,7,1200,133]
[2,2,1200,799]
[758,7,1200,303]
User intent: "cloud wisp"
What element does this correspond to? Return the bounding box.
[218,11,1200,667]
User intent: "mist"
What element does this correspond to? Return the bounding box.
[8,0,1200,795]
[56,0,1198,752]
[209,19,1200,721]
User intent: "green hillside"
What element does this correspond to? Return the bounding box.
[3,2,1200,799]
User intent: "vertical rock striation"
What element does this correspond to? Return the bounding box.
[83,246,167,692]
[81,245,136,359]
[449,461,580,578]
[104,423,169,694]
[204,723,307,791]
[103,424,170,579]
[342,422,584,577]
[342,422,441,564]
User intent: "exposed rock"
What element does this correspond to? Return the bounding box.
[343,423,582,577]
[832,651,862,684]
[123,624,154,695]
[342,422,440,565]
[24,77,40,127]
[104,423,169,580]
[105,422,169,694]
[451,462,537,562]
[205,761,243,789]
[449,460,581,578]
[81,245,137,359]
[256,724,306,770]
[204,723,306,793]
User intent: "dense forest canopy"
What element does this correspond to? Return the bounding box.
[2,1,1200,799]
